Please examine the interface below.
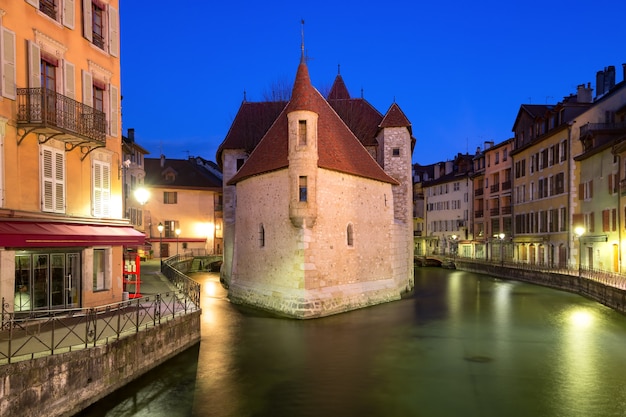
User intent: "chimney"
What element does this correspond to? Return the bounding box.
[128,128,135,142]
[484,141,494,150]
[596,70,605,97]
[160,154,165,168]
[577,83,593,103]
[434,163,441,180]
[606,66,616,92]
[445,161,453,175]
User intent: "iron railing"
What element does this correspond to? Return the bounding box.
[0,259,200,364]
[17,88,107,143]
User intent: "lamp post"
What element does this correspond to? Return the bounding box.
[575,226,585,280]
[157,222,164,265]
[175,228,181,256]
[498,233,505,267]
[450,234,458,264]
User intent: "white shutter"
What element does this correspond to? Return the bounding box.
[82,70,93,106]
[109,84,119,137]
[54,151,65,212]
[1,27,16,100]
[108,5,119,57]
[63,0,76,29]
[93,161,111,217]
[41,147,65,213]
[64,60,75,99]
[25,0,40,7]
[28,40,41,89]
[42,148,54,212]
[82,0,92,42]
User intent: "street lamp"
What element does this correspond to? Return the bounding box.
[498,233,505,267]
[134,187,150,206]
[450,234,458,264]
[175,228,181,256]
[157,222,164,264]
[575,226,585,279]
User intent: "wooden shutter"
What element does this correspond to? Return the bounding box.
[1,27,16,100]
[82,70,93,106]
[28,40,41,88]
[82,0,92,42]
[608,174,613,194]
[109,84,119,136]
[54,151,65,212]
[64,60,75,99]
[108,5,119,57]
[63,0,75,29]
[93,161,110,217]
[573,213,584,228]
[603,209,610,232]
[41,147,65,213]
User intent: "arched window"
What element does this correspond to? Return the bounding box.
[259,224,265,248]
[347,223,354,247]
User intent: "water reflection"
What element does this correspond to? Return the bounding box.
[79,268,626,417]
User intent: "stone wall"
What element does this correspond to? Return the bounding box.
[0,311,201,417]
[456,261,626,314]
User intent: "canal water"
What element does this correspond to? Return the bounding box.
[78,267,626,417]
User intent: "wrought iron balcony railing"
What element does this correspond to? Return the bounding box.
[17,88,106,145]
[490,184,500,193]
[490,207,500,216]
[580,122,626,138]
[502,180,511,190]
[475,188,484,196]
[475,210,484,218]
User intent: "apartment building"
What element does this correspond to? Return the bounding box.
[413,163,434,256]
[573,66,626,272]
[143,155,223,258]
[0,1,146,312]
[471,140,513,261]
[423,154,473,257]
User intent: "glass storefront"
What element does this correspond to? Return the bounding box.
[15,251,81,311]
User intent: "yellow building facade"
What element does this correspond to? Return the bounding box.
[0,1,144,312]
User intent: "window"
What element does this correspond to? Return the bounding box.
[347,223,354,247]
[259,224,265,247]
[41,146,65,213]
[1,26,16,100]
[83,0,119,57]
[560,141,567,162]
[298,120,307,145]
[555,172,565,194]
[392,148,400,157]
[299,176,307,202]
[236,158,245,170]
[164,191,178,204]
[93,160,110,217]
[495,152,499,164]
[503,149,508,161]
[164,220,179,238]
[93,84,104,112]
[93,248,107,291]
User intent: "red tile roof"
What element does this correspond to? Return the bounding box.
[228,59,399,186]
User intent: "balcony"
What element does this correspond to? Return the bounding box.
[502,181,511,191]
[490,207,500,216]
[475,188,484,196]
[17,88,106,155]
[475,210,484,218]
[490,184,500,193]
[580,122,626,138]
[501,206,512,215]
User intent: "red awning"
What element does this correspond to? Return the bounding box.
[0,221,146,248]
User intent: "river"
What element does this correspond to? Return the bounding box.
[77,267,626,417]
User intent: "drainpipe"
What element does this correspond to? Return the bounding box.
[568,122,574,269]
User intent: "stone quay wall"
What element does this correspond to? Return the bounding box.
[456,261,626,314]
[0,310,201,417]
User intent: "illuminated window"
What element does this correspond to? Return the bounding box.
[299,176,307,202]
[163,191,178,204]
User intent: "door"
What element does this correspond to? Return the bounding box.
[50,254,65,308]
[161,243,169,258]
[66,253,81,307]
[33,254,49,309]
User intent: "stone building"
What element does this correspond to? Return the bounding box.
[216,53,415,318]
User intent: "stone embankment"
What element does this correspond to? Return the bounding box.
[456,260,626,314]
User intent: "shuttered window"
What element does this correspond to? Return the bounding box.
[41,146,65,213]
[93,160,110,217]
[1,27,16,100]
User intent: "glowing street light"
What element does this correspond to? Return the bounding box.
[450,234,458,264]
[498,233,505,267]
[157,222,164,264]
[176,228,181,256]
[575,226,585,279]
[134,187,150,206]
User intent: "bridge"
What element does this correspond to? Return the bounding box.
[191,255,223,272]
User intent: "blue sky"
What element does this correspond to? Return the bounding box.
[119,0,626,165]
